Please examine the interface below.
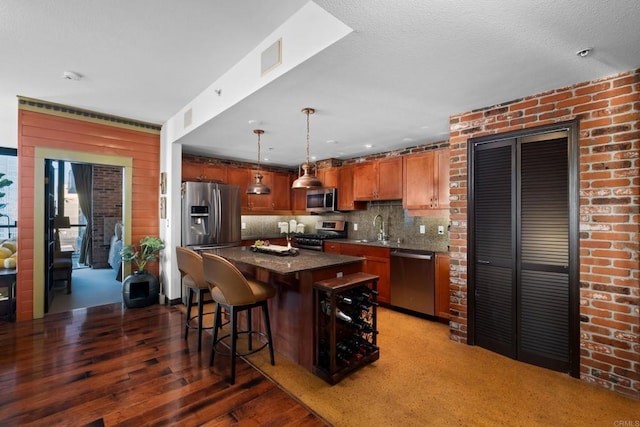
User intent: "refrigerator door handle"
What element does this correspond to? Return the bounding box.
[214,186,221,242]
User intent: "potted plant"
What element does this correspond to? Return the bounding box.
[120,236,165,272]
[120,236,165,308]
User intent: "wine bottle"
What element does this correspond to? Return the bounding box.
[330,306,377,335]
[339,294,378,311]
[353,336,379,354]
[334,307,353,323]
[359,287,378,297]
[337,341,363,361]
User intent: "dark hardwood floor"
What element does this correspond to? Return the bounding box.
[0,303,327,426]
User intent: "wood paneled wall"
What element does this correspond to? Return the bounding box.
[17,108,160,321]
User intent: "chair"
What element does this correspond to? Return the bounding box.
[53,230,73,294]
[176,246,214,351]
[202,252,276,384]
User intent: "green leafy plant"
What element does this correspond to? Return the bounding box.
[120,236,165,272]
[0,172,13,212]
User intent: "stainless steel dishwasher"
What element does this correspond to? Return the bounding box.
[390,249,435,316]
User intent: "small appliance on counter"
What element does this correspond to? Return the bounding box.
[293,220,347,251]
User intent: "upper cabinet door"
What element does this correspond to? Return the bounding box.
[353,157,402,201]
[403,149,449,210]
[353,161,377,200]
[317,167,339,188]
[226,168,250,209]
[270,172,291,210]
[337,164,365,211]
[182,160,227,183]
[377,157,403,200]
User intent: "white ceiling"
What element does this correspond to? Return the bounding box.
[2,0,639,167]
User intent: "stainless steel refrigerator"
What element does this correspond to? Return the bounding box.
[181,181,241,249]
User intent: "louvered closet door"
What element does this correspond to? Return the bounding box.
[518,137,569,371]
[473,140,516,358]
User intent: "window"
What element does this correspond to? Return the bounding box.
[0,148,17,240]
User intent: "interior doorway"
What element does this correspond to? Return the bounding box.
[43,158,126,314]
[32,147,132,319]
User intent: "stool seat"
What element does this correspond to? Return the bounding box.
[209,278,276,305]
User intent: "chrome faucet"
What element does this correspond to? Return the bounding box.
[373,214,386,241]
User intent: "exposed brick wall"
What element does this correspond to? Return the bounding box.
[448,68,639,398]
[92,165,123,268]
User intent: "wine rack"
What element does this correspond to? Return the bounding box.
[313,272,380,384]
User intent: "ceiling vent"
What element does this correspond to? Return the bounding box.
[183,108,193,129]
[261,39,282,75]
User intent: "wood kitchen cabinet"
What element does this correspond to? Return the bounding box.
[435,253,450,321]
[353,157,402,201]
[268,171,291,210]
[182,160,227,183]
[291,186,307,212]
[245,170,291,211]
[247,170,273,210]
[317,167,339,188]
[226,168,291,212]
[325,242,391,305]
[336,164,365,211]
[403,149,450,210]
[226,168,250,209]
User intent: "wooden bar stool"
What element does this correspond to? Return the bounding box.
[176,246,214,352]
[202,252,276,384]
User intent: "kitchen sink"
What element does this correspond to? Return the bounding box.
[351,239,393,246]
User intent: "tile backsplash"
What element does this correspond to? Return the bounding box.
[241,200,449,251]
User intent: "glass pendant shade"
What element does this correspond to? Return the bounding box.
[292,107,322,190]
[246,129,271,195]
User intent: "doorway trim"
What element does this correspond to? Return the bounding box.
[33,147,132,318]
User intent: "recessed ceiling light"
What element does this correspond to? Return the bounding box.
[403,137,414,142]
[364,144,373,149]
[248,119,260,125]
[420,125,430,129]
[326,139,338,144]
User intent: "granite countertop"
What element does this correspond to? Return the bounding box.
[331,238,447,253]
[203,245,364,275]
[241,234,285,241]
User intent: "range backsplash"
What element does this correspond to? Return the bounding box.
[241,200,449,252]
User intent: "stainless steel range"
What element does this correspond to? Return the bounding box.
[293,220,347,251]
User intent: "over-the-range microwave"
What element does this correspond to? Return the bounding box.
[306,188,337,213]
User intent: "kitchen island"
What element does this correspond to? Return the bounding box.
[203,246,365,371]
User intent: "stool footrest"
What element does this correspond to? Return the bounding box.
[212,330,270,357]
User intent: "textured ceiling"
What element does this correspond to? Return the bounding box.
[2,0,639,166]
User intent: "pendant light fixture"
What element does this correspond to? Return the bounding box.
[246,129,271,195]
[291,107,323,189]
